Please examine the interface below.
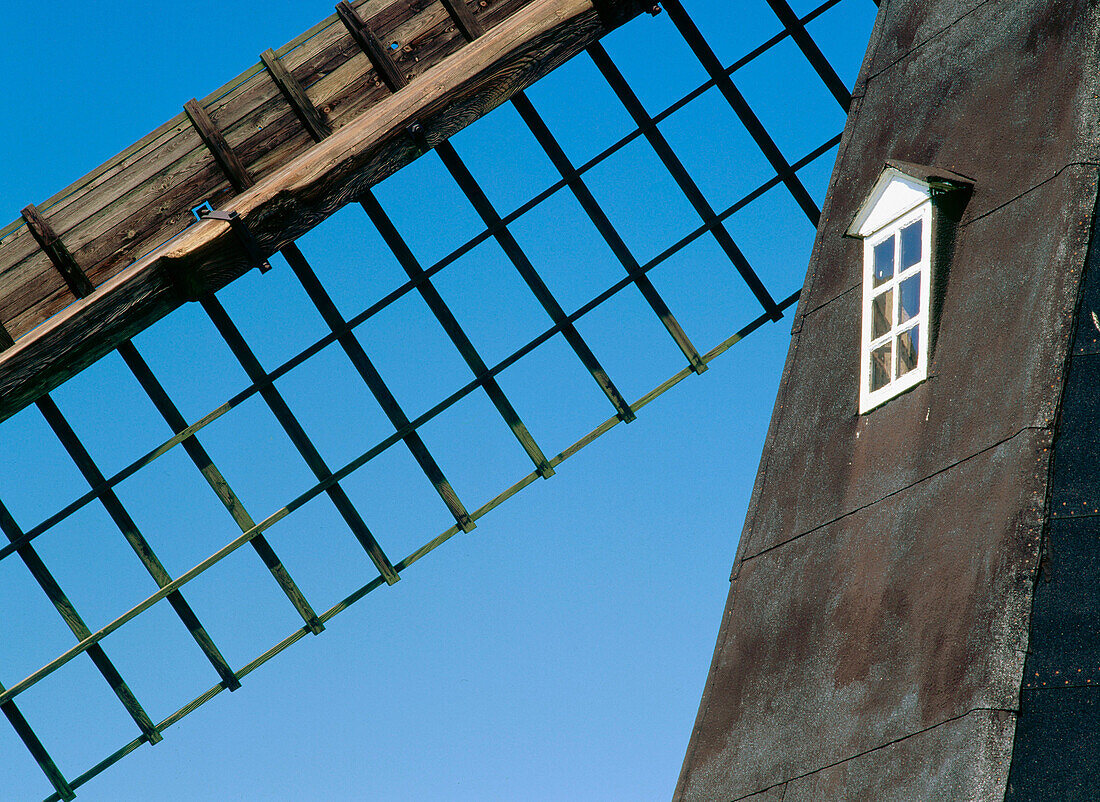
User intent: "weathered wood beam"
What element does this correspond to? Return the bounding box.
[336,1,408,92]
[20,203,94,299]
[0,685,75,800]
[441,0,486,41]
[260,48,332,142]
[0,0,645,423]
[184,99,255,193]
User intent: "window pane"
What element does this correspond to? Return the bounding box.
[870,341,892,391]
[899,274,920,323]
[871,288,892,338]
[897,325,919,375]
[873,237,894,286]
[900,219,922,271]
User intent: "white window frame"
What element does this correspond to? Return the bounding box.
[858,199,932,413]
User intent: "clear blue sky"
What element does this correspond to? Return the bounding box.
[0,1,875,799]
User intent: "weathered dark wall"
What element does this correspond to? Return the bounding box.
[676,0,1100,798]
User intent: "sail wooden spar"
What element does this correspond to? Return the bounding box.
[0,0,650,423]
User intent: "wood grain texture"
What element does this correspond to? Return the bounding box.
[261,48,332,141]
[0,0,642,423]
[0,0,532,343]
[20,204,93,299]
[337,1,410,91]
[441,0,486,40]
[185,99,256,192]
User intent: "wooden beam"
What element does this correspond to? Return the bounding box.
[20,203,94,299]
[0,0,531,344]
[0,687,75,800]
[440,0,485,41]
[184,99,255,193]
[260,49,332,142]
[0,0,643,424]
[336,1,408,92]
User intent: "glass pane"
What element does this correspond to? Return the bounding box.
[871,288,892,338]
[899,274,920,324]
[870,341,892,391]
[873,237,894,286]
[897,325,919,375]
[900,219,922,271]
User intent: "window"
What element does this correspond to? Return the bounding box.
[860,201,931,410]
[846,164,969,413]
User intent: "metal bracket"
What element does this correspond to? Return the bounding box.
[196,208,272,273]
[406,121,430,154]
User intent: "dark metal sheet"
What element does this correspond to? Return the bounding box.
[740,169,1088,559]
[783,710,1016,802]
[1007,687,1100,801]
[1021,517,1100,686]
[1074,241,1100,357]
[676,432,1045,800]
[1050,355,1100,517]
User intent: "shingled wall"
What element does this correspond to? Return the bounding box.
[677,0,1100,798]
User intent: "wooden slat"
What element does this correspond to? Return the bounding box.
[117,341,326,634]
[0,0,641,423]
[337,1,409,92]
[201,295,403,585]
[511,91,707,374]
[359,191,554,477]
[185,100,255,193]
[280,242,479,530]
[261,49,332,142]
[34,396,242,692]
[0,0,530,342]
[0,500,163,745]
[20,204,94,299]
[0,125,215,337]
[0,687,75,800]
[435,139,637,422]
[441,0,485,40]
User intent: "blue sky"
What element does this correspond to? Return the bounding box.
[0,1,875,798]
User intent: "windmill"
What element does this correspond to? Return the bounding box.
[0,1,887,798]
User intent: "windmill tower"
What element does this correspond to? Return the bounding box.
[677,1,1100,798]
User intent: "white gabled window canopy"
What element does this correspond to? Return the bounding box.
[846,161,973,239]
[848,162,972,413]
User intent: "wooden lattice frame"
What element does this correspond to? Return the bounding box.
[0,0,869,797]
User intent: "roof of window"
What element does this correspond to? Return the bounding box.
[846,161,973,238]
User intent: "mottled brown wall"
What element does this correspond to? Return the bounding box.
[676,1,1100,798]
